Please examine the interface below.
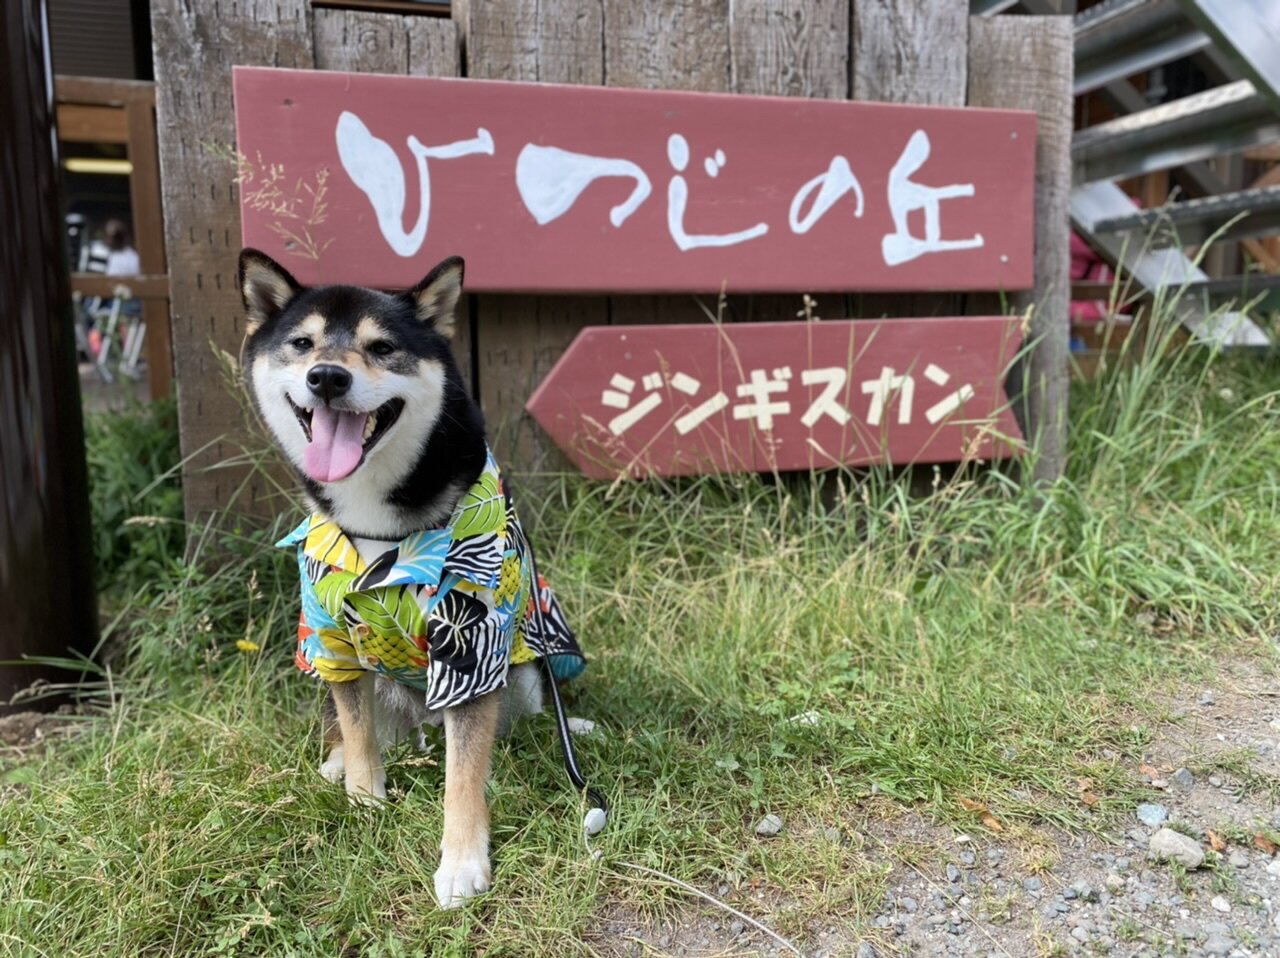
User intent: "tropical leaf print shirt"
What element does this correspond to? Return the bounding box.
[278,451,585,711]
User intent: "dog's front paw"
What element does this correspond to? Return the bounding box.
[434,848,491,909]
[344,765,387,806]
[319,745,345,784]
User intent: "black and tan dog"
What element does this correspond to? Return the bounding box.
[239,249,585,908]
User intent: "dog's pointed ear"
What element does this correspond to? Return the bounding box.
[404,256,464,339]
[239,248,301,335]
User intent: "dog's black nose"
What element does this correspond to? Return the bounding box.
[306,364,352,402]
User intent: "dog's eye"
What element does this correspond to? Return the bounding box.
[290,337,313,351]
[368,340,396,357]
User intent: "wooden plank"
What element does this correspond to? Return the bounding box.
[312,10,468,390]
[730,0,849,324]
[463,0,607,473]
[853,0,968,107]
[603,0,730,93]
[730,0,848,100]
[969,15,1073,483]
[234,69,1034,293]
[55,103,128,143]
[126,97,172,399]
[314,0,451,14]
[314,7,458,75]
[526,317,1025,478]
[854,0,969,321]
[55,75,154,106]
[70,273,169,300]
[465,0,603,85]
[151,0,315,521]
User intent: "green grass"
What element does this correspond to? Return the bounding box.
[3,312,1280,956]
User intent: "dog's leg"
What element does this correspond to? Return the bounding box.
[497,661,544,738]
[435,690,500,908]
[319,688,345,783]
[329,673,386,804]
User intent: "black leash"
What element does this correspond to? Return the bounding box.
[539,655,608,828]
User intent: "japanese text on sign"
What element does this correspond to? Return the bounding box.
[526,318,1026,479]
[233,68,1036,294]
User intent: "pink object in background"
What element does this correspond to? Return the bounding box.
[1070,232,1120,324]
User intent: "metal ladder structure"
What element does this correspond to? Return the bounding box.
[978,0,1280,346]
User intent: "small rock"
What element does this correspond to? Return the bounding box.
[1149,828,1205,869]
[1267,857,1280,878]
[1116,857,1130,870]
[1171,767,1195,790]
[987,848,1004,865]
[1104,873,1124,892]
[754,814,783,837]
[1200,690,1216,705]
[1023,876,1043,893]
[856,944,877,958]
[1210,895,1231,913]
[1070,879,1098,903]
[946,863,962,883]
[1136,803,1168,827]
[900,897,919,914]
[1229,850,1251,869]
[729,920,744,936]
[1209,774,1224,788]
[1204,933,1235,956]
[959,851,976,866]
[566,716,596,735]
[1174,924,1197,939]
[1070,926,1089,944]
[787,710,822,726]
[823,826,842,843]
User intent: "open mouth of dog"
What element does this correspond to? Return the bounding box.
[288,395,405,483]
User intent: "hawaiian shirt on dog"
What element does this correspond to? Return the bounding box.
[278,451,585,711]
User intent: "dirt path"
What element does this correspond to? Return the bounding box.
[593,658,1280,958]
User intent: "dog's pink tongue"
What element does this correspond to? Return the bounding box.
[303,406,369,483]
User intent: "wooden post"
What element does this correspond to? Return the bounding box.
[151,0,315,521]
[0,0,97,710]
[968,16,1073,482]
[124,90,172,400]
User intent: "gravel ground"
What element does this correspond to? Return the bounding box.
[596,658,1280,957]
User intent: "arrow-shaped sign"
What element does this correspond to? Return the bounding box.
[526,317,1025,479]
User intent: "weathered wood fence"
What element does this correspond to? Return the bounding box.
[151,0,1071,521]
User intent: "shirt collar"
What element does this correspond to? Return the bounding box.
[276,450,508,590]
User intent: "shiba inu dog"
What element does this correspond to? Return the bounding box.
[238,249,585,908]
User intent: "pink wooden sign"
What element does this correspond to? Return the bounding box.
[232,67,1036,294]
[526,318,1024,478]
